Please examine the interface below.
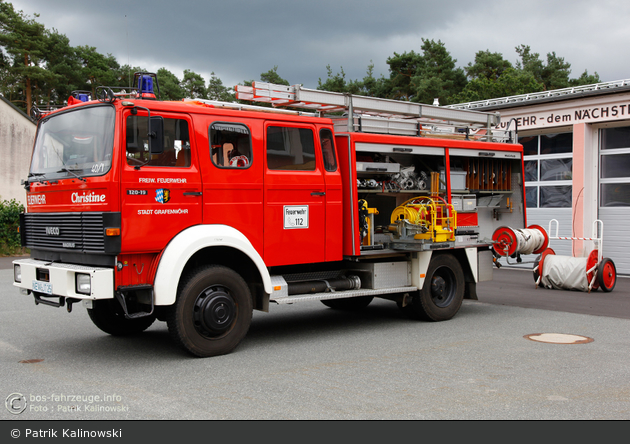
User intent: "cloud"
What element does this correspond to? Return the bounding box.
[7,0,630,91]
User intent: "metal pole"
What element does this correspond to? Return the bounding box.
[346,94,354,132]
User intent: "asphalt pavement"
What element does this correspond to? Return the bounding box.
[1,257,629,420]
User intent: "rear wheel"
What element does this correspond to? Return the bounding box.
[321,296,374,310]
[167,265,252,357]
[87,299,156,336]
[402,254,464,321]
[597,258,617,292]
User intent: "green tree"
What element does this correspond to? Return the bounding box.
[465,50,513,81]
[515,44,572,90]
[317,62,389,97]
[116,65,150,90]
[43,29,82,104]
[182,69,206,99]
[385,51,422,101]
[409,39,467,105]
[569,69,600,87]
[260,65,289,86]
[75,45,121,96]
[0,197,25,255]
[207,71,234,102]
[355,61,390,97]
[453,67,542,103]
[0,1,54,115]
[157,67,185,101]
[317,65,349,92]
[453,46,601,103]
[453,49,542,102]
[515,45,601,91]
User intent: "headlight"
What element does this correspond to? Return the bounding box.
[75,273,91,295]
[14,264,21,283]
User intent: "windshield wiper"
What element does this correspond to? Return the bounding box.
[23,173,59,189]
[57,167,87,182]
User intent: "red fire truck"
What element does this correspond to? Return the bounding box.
[12,73,532,357]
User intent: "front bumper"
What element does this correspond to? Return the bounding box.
[12,258,114,301]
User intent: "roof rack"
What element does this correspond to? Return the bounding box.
[97,72,161,103]
[449,78,630,110]
[235,82,513,142]
[183,98,317,116]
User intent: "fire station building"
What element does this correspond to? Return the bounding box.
[452,80,630,275]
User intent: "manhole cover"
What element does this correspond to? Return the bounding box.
[524,333,593,344]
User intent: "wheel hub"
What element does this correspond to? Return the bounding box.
[430,269,454,307]
[194,286,236,336]
[431,275,446,299]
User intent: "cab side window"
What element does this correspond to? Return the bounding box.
[267,126,315,170]
[320,128,337,172]
[210,122,252,168]
[126,116,191,167]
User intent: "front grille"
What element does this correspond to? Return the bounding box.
[23,212,118,254]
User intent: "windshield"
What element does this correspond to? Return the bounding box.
[30,105,115,180]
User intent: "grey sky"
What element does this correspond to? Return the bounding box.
[8,0,630,94]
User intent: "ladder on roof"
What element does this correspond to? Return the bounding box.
[235,82,508,142]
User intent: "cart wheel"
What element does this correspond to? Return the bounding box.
[533,248,555,285]
[597,258,616,292]
[586,250,599,291]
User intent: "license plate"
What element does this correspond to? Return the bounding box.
[32,280,53,295]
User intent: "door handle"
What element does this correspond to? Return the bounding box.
[183,191,202,196]
[311,191,326,196]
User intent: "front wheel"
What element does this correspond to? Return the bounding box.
[87,299,156,336]
[167,265,253,357]
[402,254,464,321]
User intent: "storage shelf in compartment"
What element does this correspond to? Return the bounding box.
[477,190,513,194]
[357,189,431,194]
[356,162,400,174]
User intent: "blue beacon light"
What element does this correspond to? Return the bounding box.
[138,75,156,99]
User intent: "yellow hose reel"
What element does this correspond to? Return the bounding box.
[390,196,457,243]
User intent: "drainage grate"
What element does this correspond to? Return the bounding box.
[524,333,594,344]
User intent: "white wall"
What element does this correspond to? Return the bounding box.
[0,96,36,205]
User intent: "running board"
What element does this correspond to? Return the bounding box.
[271,286,417,305]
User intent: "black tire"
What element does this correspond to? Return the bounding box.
[321,296,374,310]
[597,258,617,292]
[167,265,253,357]
[402,254,464,321]
[87,299,156,336]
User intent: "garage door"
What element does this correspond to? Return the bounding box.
[599,126,630,276]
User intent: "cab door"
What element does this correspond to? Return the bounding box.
[121,110,202,253]
[319,128,343,262]
[263,123,326,266]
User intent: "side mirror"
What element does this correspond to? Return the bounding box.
[149,116,164,154]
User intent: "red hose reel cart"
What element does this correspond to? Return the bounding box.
[492,219,616,292]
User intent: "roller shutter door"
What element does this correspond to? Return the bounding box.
[598,208,630,275]
[599,125,630,276]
